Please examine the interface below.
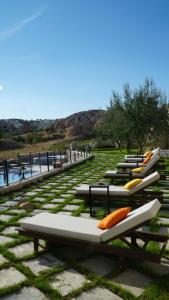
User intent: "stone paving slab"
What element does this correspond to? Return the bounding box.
[0,235,15,246]
[0,254,8,265]
[41,203,59,209]
[49,268,89,296]
[8,209,26,214]
[158,217,169,225]
[80,213,91,218]
[110,269,152,297]
[23,253,64,275]
[1,226,18,235]
[141,259,169,275]
[8,242,38,258]
[0,206,7,211]
[31,209,46,216]
[56,211,72,216]
[42,193,54,197]
[33,197,47,202]
[25,192,37,196]
[0,215,14,222]
[72,287,123,300]
[0,286,49,300]
[70,199,84,204]
[60,193,73,198]
[63,204,79,211]
[2,201,18,208]
[80,254,116,276]
[0,267,26,288]
[50,198,65,203]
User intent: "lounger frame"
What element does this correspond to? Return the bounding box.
[17,221,168,264]
[76,186,163,216]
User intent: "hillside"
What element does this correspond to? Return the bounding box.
[52,109,104,138]
[0,110,104,139]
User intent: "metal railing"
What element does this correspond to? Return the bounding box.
[0,144,91,187]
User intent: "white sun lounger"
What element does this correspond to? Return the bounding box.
[76,171,160,197]
[124,147,160,162]
[105,153,160,179]
[125,147,160,158]
[117,150,160,169]
[18,199,168,263]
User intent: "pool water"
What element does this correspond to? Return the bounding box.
[0,170,39,186]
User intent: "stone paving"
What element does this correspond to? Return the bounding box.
[0,150,168,299]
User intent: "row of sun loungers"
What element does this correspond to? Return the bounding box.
[17,147,168,264]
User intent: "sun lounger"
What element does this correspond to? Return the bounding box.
[125,147,160,159]
[76,172,162,214]
[105,153,161,180]
[17,199,168,263]
[124,147,160,162]
[117,150,160,169]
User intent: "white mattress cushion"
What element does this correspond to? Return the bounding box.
[76,184,130,196]
[76,171,159,196]
[21,199,161,244]
[125,147,160,159]
[101,199,161,241]
[105,169,144,178]
[117,162,144,168]
[125,156,145,162]
[21,213,102,243]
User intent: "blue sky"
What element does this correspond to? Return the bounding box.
[0,0,169,120]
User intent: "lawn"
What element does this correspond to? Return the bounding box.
[0,149,168,299]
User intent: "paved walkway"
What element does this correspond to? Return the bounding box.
[0,150,168,299]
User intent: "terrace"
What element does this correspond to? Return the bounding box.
[0,149,168,299]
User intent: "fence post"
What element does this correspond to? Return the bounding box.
[4,159,9,186]
[69,146,72,163]
[30,152,33,176]
[47,152,49,172]
[39,152,41,173]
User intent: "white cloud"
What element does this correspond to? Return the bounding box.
[19,53,40,61]
[0,6,47,40]
[0,86,3,91]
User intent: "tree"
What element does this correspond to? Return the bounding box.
[124,79,169,152]
[95,78,169,151]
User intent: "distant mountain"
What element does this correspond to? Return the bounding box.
[52,110,104,138]
[0,110,104,139]
[0,119,55,135]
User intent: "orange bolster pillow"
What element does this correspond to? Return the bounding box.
[143,156,151,164]
[97,207,131,230]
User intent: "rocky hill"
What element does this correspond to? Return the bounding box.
[52,110,104,138]
[0,110,104,139]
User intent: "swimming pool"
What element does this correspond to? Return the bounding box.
[0,169,39,187]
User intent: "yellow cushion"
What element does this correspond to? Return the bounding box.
[124,178,142,190]
[144,151,152,157]
[131,167,145,173]
[97,207,131,230]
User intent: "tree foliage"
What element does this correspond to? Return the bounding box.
[96,79,169,152]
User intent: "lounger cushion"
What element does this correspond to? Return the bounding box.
[143,156,152,164]
[21,213,102,243]
[97,207,131,229]
[131,167,145,173]
[117,162,144,168]
[76,171,160,196]
[21,199,161,244]
[124,178,142,190]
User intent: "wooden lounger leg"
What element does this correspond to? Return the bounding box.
[34,238,39,253]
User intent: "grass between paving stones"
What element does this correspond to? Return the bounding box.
[0,149,168,299]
